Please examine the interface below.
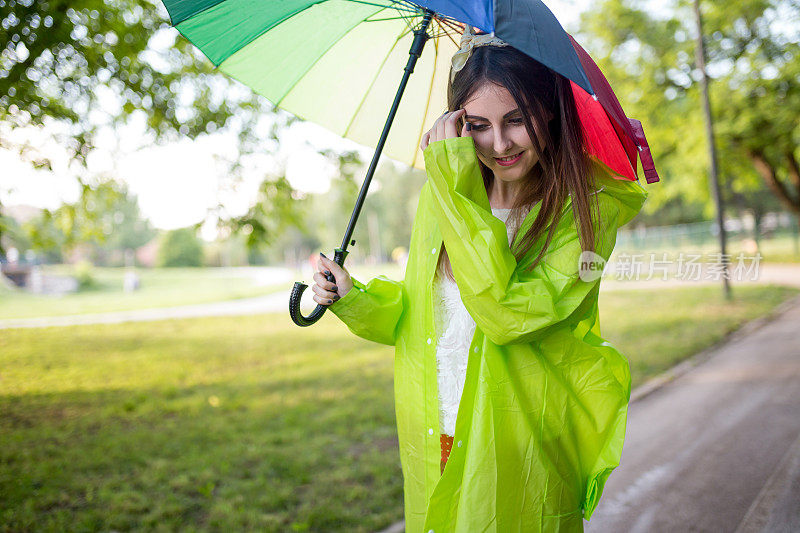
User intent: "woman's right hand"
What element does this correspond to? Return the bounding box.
[419,109,469,152]
[313,253,354,306]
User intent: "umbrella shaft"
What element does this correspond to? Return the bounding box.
[339,8,434,253]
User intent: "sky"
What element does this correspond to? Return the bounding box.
[1,0,591,241]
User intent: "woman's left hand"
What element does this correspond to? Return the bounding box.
[419,109,470,151]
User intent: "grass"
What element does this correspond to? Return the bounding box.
[615,232,800,264]
[1,283,797,531]
[1,313,401,532]
[599,284,798,385]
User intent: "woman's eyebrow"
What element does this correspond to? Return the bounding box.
[465,108,521,121]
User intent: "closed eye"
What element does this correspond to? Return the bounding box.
[467,118,524,131]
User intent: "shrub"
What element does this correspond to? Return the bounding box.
[156,228,204,268]
[74,259,97,290]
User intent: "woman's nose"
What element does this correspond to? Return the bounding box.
[493,129,513,155]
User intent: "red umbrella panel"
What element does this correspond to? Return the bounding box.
[568,35,660,184]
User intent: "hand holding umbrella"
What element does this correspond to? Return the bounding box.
[311,253,353,307]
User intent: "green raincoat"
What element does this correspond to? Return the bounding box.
[330,136,648,532]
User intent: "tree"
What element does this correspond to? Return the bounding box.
[363,160,427,259]
[222,174,308,254]
[577,0,800,221]
[21,177,152,262]
[156,226,203,267]
[91,179,157,265]
[307,150,367,256]
[0,208,33,259]
[0,210,21,258]
[20,209,67,262]
[0,0,302,249]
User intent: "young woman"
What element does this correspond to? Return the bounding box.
[312,26,648,533]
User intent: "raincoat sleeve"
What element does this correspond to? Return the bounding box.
[328,274,404,346]
[423,136,626,346]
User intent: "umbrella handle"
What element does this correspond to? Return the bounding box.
[289,247,349,326]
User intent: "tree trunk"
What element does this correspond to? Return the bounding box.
[787,150,800,192]
[748,150,800,218]
[753,207,762,252]
[0,199,6,256]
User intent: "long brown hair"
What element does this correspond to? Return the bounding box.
[437,44,600,282]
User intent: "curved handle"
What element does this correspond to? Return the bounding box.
[289,248,349,327]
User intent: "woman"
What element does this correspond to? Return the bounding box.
[312,26,648,532]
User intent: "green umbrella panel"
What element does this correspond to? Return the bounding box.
[167,0,463,171]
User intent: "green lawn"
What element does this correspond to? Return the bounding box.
[599,284,798,385]
[0,267,289,319]
[615,232,800,264]
[1,284,797,531]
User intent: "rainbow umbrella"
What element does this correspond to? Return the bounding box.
[159,0,658,326]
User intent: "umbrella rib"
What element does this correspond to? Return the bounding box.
[341,22,415,139]
[364,15,417,22]
[344,0,419,15]
[391,3,426,32]
[344,1,422,37]
[430,11,466,29]
[392,0,424,12]
[435,17,464,45]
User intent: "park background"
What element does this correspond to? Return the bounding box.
[1,0,799,531]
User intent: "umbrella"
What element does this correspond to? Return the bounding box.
[158,0,659,326]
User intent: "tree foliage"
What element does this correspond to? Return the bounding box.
[577,0,800,221]
[0,0,306,253]
[156,226,203,267]
[0,0,262,162]
[21,178,154,261]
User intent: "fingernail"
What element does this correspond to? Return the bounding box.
[332,285,338,291]
[466,123,472,131]
[328,299,333,304]
[324,270,331,277]
[333,295,340,301]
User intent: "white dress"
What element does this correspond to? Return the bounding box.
[433,207,515,437]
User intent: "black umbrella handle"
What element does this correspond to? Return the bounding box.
[289,247,349,326]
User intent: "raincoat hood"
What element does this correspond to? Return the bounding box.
[330,136,648,532]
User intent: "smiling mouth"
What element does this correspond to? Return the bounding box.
[495,152,523,163]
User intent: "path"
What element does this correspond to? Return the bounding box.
[585,294,800,532]
[0,292,290,329]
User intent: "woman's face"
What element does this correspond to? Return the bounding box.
[463,82,551,185]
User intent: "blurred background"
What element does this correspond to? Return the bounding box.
[1,0,798,531]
